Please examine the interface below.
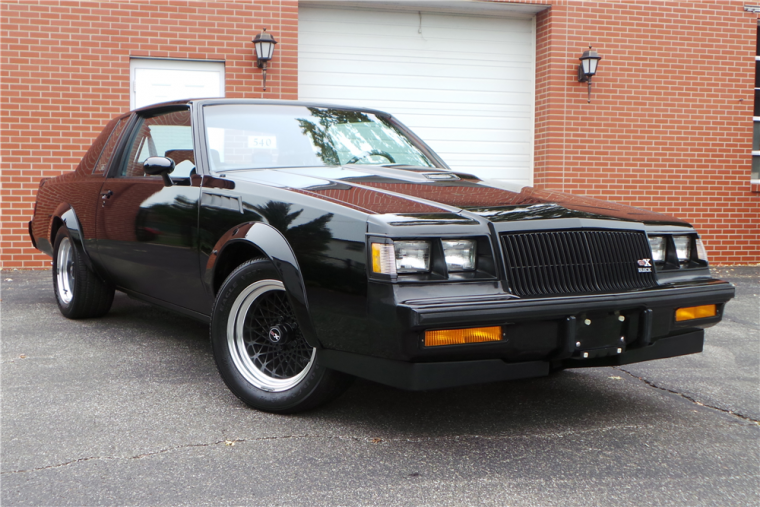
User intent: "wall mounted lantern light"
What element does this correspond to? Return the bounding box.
[253,28,278,91]
[577,46,602,103]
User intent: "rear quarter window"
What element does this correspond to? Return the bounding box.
[76,116,127,175]
[92,118,128,175]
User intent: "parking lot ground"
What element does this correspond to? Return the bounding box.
[1,267,758,506]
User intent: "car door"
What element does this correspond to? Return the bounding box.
[95,106,207,314]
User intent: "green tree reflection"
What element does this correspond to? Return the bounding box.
[253,200,334,256]
[297,108,373,166]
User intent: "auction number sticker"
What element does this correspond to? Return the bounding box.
[248,136,277,149]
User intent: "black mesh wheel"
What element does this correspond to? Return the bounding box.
[227,279,316,392]
[242,288,313,379]
[211,259,353,413]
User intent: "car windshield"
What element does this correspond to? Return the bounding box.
[203,104,437,171]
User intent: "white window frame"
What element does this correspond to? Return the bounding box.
[753,25,760,184]
[129,58,225,110]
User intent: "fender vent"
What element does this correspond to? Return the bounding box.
[201,191,243,213]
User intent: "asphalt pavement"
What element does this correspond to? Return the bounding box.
[1,267,758,506]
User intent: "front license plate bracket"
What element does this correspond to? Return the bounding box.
[571,310,639,359]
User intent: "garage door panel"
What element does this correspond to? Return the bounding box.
[299,6,535,185]
[299,58,534,80]
[414,130,532,144]
[299,61,535,83]
[299,11,532,43]
[462,168,531,184]
[422,140,532,156]
[303,84,529,106]
[300,46,534,63]
[299,36,533,58]
[300,73,533,95]
[354,102,534,116]
[447,153,532,164]
[398,116,531,131]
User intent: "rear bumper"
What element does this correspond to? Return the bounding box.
[319,330,705,391]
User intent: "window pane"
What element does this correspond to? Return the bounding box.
[203,105,437,171]
[756,60,760,88]
[754,122,760,151]
[755,90,760,117]
[753,156,760,180]
[93,119,127,174]
[119,109,193,178]
[79,118,120,174]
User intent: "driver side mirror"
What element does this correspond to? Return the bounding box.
[144,156,175,187]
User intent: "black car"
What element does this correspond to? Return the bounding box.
[29,99,735,413]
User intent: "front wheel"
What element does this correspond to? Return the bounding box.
[210,259,352,413]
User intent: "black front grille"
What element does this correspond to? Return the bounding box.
[501,230,657,297]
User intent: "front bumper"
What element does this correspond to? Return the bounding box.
[321,280,734,390]
[319,330,704,391]
[400,281,733,330]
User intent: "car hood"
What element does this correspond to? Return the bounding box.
[227,165,688,225]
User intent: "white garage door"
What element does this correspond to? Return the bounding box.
[299,5,536,187]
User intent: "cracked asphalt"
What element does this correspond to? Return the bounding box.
[1,267,758,506]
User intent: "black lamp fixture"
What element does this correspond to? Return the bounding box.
[253,28,278,91]
[577,46,602,103]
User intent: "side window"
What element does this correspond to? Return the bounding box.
[78,117,120,174]
[92,118,127,175]
[117,108,194,178]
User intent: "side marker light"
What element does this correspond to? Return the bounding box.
[675,305,717,322]
[425,326,502,347]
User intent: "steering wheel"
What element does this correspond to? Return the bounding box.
[346,150,396,165]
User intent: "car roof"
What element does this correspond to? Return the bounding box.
[133,98,392,117]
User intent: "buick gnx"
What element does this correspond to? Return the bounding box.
[29,100,735,412]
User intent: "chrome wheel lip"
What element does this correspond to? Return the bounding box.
[56,237,74,305]
[226,279,316,393]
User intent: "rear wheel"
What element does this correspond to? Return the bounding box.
[210,259,352,413]
[52,227,114,319]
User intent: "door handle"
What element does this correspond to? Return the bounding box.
[101,190,113,207]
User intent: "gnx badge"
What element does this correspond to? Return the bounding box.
[637,258,652,272]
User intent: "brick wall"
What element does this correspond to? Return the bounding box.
[2,0,758,268]
[533,0,759,264]
[1,0,298,268]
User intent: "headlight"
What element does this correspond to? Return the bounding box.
[394,241,431,273]
[648,235,666,263]
[369,240,434,274]
[442,239,476,272]
[673,235,691,264]
[645,232,708,272]
[369,236,495,279]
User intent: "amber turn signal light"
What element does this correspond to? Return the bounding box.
[425,326,502,347]
[675,304,717,322]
